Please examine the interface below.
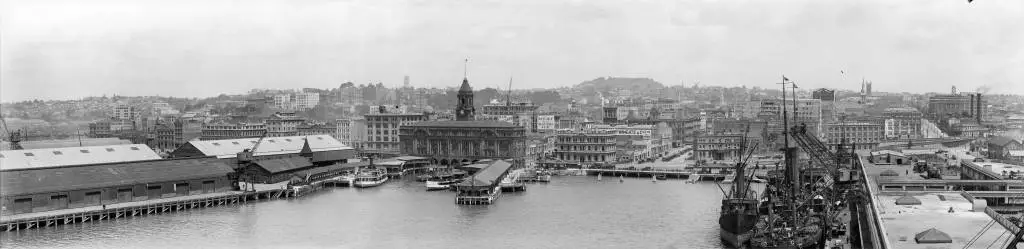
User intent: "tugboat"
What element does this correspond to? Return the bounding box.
[719,126,760,248]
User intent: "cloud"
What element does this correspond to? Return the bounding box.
[1,0,1022,102]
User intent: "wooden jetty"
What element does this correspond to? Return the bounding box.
[455,160,515,205]
[0,188,309,232]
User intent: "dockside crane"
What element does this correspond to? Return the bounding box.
[0,106,24,150]
[237,130,269,164]
[237,130,269,191]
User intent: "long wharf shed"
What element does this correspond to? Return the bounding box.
[171,135,358,185]
[170,135,356,167]
[0,144,235,215]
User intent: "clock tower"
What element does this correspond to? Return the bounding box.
[456,77,475,121]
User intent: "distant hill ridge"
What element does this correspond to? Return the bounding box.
[574,77,665,92]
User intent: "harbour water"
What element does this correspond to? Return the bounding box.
[1,176,727,249]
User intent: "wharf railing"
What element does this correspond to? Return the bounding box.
[984,206,1021,235]
[859,154,891,249]
[0,183,342,232]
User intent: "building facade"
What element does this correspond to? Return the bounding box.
[266,112,305,137]
[200,122,266,141]
[693,134,744,162]
[882,107,923,140]
[823,121,884,150]
[928,93,986,122]
[335,118,367,149]
[364,113,428,156]
[397,77,527,168]
[542,130,616,168]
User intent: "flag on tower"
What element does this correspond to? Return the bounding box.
[783,76,789,81]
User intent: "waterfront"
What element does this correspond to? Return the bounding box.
[1,176,727,249]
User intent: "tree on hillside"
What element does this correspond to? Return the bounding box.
[528,91,561,104]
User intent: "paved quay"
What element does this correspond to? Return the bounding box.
[860,152,1019,249]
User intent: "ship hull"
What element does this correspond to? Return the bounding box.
[719,212,758,248]
[719,227,752,248]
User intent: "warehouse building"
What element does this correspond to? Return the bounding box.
[170,135,356,167]
[1,154,235,215]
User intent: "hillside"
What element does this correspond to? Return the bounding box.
[574,77,665,93]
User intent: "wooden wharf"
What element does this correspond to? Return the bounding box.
[583,169,725,180]
[0,188,311,232]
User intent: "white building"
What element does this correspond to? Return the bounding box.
[112,104,136,120]
[273,94,292,110]
[294,92,320,110]
[536,114,557,131]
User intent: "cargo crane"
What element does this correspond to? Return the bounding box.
[237,130,269,191]
[0,106,23,150]
[237,130,269,164]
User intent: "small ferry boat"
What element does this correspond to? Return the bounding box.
[425,181,449,191]
[655,174,668,180]
[536,174,551,182]
[353,169,389,188]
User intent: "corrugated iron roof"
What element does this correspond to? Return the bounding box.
[454,160,512,187]
[184,135,352,158]
[0,144,162,171]
[988,136,1019,147]
[0,137,131,150]
[254,157,313,174]
[1,157,235,196]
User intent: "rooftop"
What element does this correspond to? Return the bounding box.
[876,193,1011,249]
[180,135,351,159]
[404,120,518,128]
[0,144,162,171]
[1,157,235,196]
[0,137,131,151]
[454,160,513,187]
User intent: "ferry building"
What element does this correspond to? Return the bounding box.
[398,77,527,168]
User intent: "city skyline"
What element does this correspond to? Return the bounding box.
[2,0,1023,102]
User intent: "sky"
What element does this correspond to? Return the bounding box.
[1,0,1022,102]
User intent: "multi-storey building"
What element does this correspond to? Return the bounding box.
[112,104,136,120]
[823,121,883,150]
[693,134,744,162]
[882,107,923,140]
[335,118,367,149]
[482,101,539,116]
[200,122,266,140]
[273,94,292,110]
[365,112,428,156]
[293,92,320,110]
[987,136,1024,161]
[541,129,616,168]
[928,92,986,122]
[266,112,305,137]
[710,119,769,154]
[536,114,557,131]
[154,119,203,152]
[296,122,335,137]
[811,88,836,101]
[398,77,526,167]
[88,120,113,138]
